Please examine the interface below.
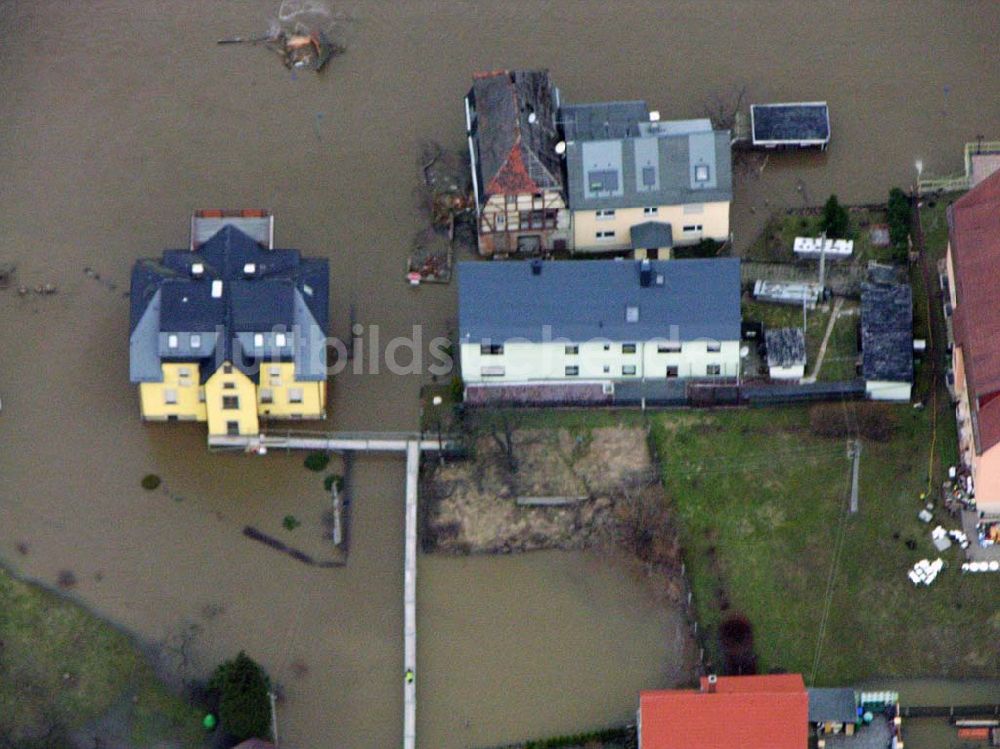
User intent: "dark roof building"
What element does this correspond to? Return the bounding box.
[766,328,807,373]
[861,282,913,400]
[458,257,741,344]
[129,225,329,384]
[750,102,831,148]
[808,688,858,724]
[466,69,563,205]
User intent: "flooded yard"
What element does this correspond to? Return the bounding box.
[0,1,998,746]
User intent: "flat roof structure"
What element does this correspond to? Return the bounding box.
[861,282,913,384]
[766,328,807,369]
[751,102,830,148]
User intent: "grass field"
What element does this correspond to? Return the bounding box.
[746,206,899,265]
[0,566,207,747]
[650,405,999,685]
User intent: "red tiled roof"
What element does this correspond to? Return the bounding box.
[640,674,808,749]
[950,169,1000,451]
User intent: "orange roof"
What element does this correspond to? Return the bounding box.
[640,674,808,749]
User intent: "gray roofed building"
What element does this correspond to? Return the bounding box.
[564,119,733,212]
[458,257,741,344]
[630,221,673,250]
[765,328,806,369]
[861,282,913,384]
[808,688,858,724]
[129,224,329,384]
[559,101,649,142]
[466,69,563,202]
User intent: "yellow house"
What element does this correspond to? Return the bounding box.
[130,213,329,438]
[561,103,732,256]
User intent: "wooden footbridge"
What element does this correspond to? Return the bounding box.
[211,429,457,749]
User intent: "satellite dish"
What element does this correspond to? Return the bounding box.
[649,110,661,122]
[528,112,537,124]
[740,346,750,358]
[555,141,566,155]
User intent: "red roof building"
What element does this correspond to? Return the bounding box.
[947,168,1000,514]
[639,674,809,749]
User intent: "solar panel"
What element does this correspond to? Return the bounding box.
[588,169,619,193]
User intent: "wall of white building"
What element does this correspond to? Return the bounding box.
[461,339,740,384]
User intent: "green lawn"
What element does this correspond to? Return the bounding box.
[746,206,900,265]
[651,405,999,685]
[0,566,207,747]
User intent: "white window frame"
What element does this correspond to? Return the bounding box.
[658,342,682,353]
[683,224,703,234]
[565,365,580,376]
[622,365,637,376]
[706,364,721,376]
[164,389,178,405]
[643,206,658,216]
[596,209,616,220]
[480,366,505,377]
[289,387,304,404]
[596,230,616,240]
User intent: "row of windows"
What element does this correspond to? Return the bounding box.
[481,363,723,378]
[481,342,720,355]
[163,388,304,406]
[595,207,661,219]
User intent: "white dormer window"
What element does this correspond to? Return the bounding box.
[191,263,204,276]
[276,333,287,347]
[626,305,639,323]
[190,334,202,349]
[694,164,710,182]
[168,334,178,349]
[211,280,223,298]
[303,284,314,296]
[243,263,256,275]
[254,333,264,348]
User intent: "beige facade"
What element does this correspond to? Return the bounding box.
[572,201,730,254]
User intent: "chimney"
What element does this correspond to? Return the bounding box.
[531,259,543,276]
[706,674,718,693]
[639,258,652,288]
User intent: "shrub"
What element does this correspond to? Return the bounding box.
[323,474,343,492]
[141,474,161,491]
[450,375,464,404]
[809,402,899,442]
[303,452,330,472]
[208,652,271,743]
[820,194,850,238]
[282,515,300,531]
[887,187,911,260]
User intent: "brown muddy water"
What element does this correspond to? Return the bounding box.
[0,2,998,747]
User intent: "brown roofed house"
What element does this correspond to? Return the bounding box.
[946,168,1000,516]
[464,70,571,256]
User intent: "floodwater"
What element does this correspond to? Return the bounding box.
[0,1,998,747]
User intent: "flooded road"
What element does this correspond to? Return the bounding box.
[0,1,998,747]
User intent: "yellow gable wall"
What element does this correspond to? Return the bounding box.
[204,364,260,436]
[258,361,326,419]
[139,363,207,421]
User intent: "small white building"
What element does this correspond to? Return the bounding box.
[765,328,806,381]
[458,258,742,397]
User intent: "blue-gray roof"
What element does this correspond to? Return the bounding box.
[129,225,329,383]
[630,221,673,249]
[565,120,732,211]
[808,688,857,723]
[458,258,740,344]
[861,282,912,383]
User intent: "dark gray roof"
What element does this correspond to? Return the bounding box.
[130,225,329,384]
[559,101,649,141]
[808,688,857,723]
[565,124,732,211]
[467,70,563,202]
[861,282,913,383]
[458,258,741,344]
[751,102,830,144]
[630,221,673,249]
[765,327,806,368]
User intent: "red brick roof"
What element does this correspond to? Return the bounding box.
[640,674,808,749]
[950,169,1000,451]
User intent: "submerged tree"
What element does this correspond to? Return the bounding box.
[820,194,850,239]
[209,651,271,743]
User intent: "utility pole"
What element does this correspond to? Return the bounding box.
[270,691,280,747]
[848,439,861,514]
